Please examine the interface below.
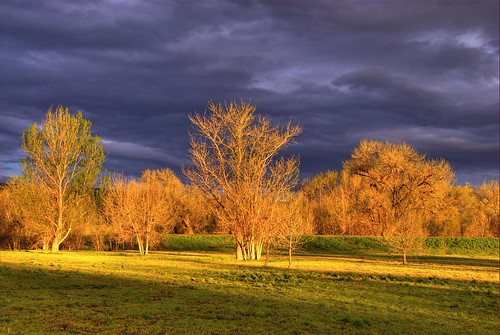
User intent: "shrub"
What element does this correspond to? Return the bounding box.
[301,236,389,253]
[425,237,499,255]
[160,234,234,252]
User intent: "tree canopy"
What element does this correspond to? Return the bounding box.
[184,101,302,260]
[18,106,105,252]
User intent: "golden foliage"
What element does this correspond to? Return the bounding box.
[104,169,182,255]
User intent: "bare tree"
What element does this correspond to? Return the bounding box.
[4,177,53,249]
[276,192,314,268]
[184,101,301,260]
[104,169,181,255]
[177,185,217,234]
[19,106,105,252]
[344,140,454,264]
[0,185,25,250]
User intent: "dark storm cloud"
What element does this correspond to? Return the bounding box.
[1,0,498,185]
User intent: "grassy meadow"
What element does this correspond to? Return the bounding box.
[1,247,498,335]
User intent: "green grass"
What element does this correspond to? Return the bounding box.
[0,251,498,335]
[424,237,500,255]
[160,235,500,257]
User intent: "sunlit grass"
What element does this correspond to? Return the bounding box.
[1,250,498,334]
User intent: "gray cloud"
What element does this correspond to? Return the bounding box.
[1,0,498,185]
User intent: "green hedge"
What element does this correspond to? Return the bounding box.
[160,234,499,256]
[161,234,235,252]
[301,236,389,253]
[424,237,499,255]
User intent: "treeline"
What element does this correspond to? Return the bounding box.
[0,171,216,252]
[0,103,498,264]
[301,171,499,238]
[1,167,497,252]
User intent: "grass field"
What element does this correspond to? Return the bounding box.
[1,250,498,335]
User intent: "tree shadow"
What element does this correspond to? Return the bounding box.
[294,251,500,268]
[1,259,498,335]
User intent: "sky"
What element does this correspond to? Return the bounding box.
[1,0,498,185]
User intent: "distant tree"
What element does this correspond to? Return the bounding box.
[343,140,454,264]
[276,192,314,268]
[0,186,25,249]
[177,185,217,234]
[474,180,499,237]
[184,101,301,260]
[86,188,108,251]
[423,188,461,237]
[19,106,105,252]
[62,188,104,250]
[104,169,181,255]
[448,185,478,236]
[301,170,339,200]
[301,171,339,234]
[327,172,367,235]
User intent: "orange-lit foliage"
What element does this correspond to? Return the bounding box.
[184,101,301,260]
[342,140,454,264]
[104,169,182,255]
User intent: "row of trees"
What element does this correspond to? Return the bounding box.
[303,171,498,238]
[301,141,498,263]
[0,103,498,264]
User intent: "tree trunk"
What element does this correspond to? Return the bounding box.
[264,241,271,267]
[52,237,61,253]
[43,237,50,250]
[183,218,194,235]
[236,240,244,260]
[403,249,407,265]
[288,237,293,269]
[256,241,263,260]
[53,186,65,253]
[136,235,144,255]
[51,227,71,253]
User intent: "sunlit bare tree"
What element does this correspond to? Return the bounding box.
[184,101,301,260]
[104,169,182,255]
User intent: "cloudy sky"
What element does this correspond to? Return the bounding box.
[1,0,498,185]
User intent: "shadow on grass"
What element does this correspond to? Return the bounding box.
[293,251,500,268]
[1,259,498,335]
[153,249,500,273]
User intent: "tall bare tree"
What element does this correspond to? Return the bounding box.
[184,101,301,260]
[19,106,105,252]
[343,140,454,264]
